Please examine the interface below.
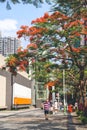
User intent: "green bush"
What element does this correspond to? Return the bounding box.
[80,116,87,124]
[76,110,84,116]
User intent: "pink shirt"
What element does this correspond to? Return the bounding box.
[44,101,50,110]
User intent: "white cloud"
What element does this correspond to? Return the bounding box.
[0,19,18,37]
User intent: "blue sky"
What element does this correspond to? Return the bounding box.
[0,2,51,48]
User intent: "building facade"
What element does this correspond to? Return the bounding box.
[0,36,20,57]
[0,69,35,110]
[0,55,35,110]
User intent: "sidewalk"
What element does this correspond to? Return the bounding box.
[67,112,87,130]
[0,108,87,130]
[48,111,87,130]
[0,107,37,117]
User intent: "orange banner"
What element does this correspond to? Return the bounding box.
[14,97,32,105]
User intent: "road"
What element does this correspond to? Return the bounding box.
[0,108,87,130]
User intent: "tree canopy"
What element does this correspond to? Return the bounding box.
[51,0,87,16]
[2,0,87,109]
[0,0,51,9]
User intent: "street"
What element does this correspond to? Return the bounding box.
[0,108,87,130]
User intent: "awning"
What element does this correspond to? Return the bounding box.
[45,80,57,88]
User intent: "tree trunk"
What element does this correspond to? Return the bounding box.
[78,66,86,110]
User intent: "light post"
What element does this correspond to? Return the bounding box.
[63,69,67,114]
[11,73,13,109]
[63,69,65,106]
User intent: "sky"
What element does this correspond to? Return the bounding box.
[0,2,51,48]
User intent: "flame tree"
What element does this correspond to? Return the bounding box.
[5,1,87,110]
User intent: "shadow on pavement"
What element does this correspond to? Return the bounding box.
[67,113,76,130]
[17,113,69,130]
[0,109,87,130]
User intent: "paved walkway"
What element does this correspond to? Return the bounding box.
[67,112,87,130]
[0,108,87,130]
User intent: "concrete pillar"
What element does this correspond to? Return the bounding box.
[46,86,49,99]
[52,86,55,103]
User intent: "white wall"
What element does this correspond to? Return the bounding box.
[0,75,6,107]
[13,83,31,104]
[0,54,6,67]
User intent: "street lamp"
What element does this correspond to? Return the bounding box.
[63,69,66,106]
[11,74,13,109]
[63,69,67,114]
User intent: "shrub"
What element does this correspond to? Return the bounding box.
[80,116,87,124]
[76,110,84,116]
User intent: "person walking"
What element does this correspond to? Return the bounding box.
[74,102,78,111]
[43,99,50,120]
[53,100,58,114]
